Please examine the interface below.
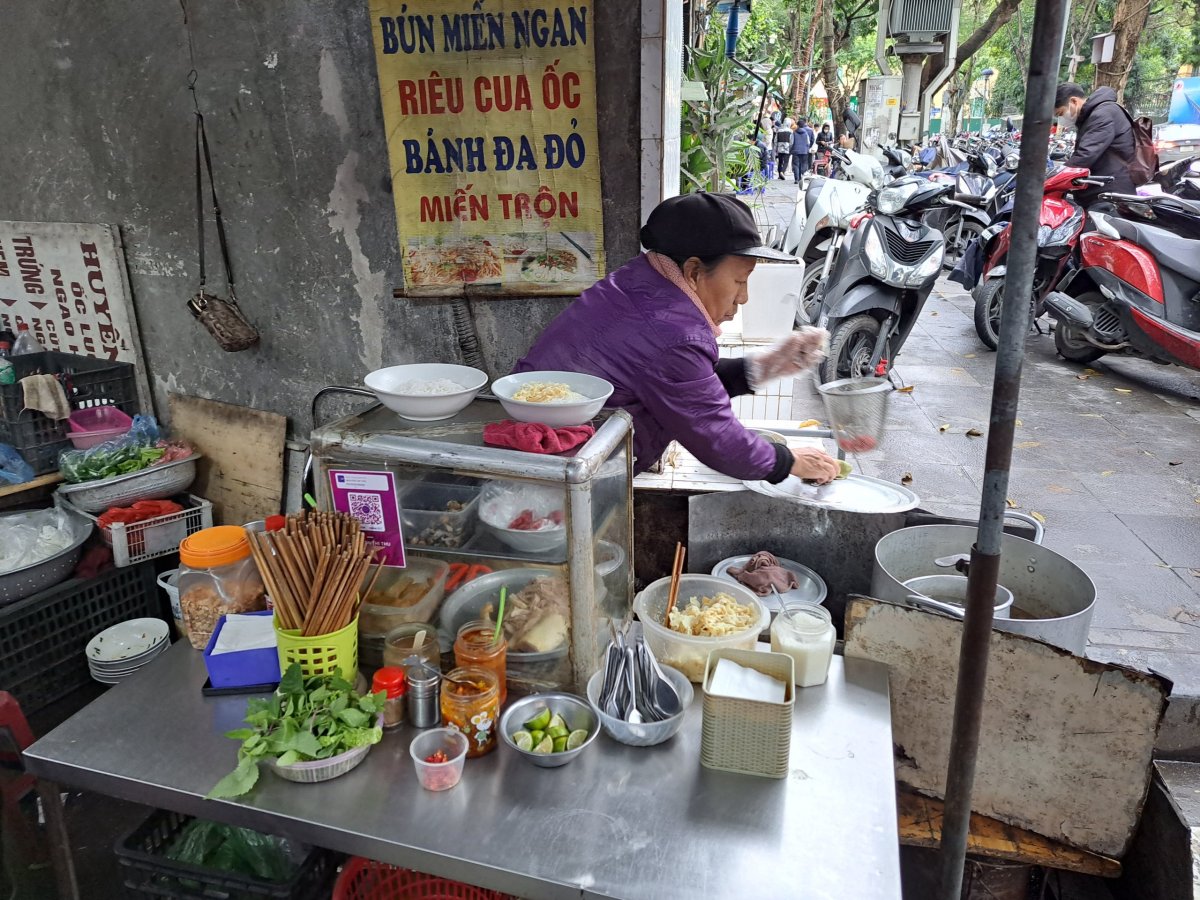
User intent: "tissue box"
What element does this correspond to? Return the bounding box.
[701,648,795,778]
[203,611,280,689]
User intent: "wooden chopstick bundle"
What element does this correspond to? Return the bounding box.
[664,542,686,626]
[248,511,384,636]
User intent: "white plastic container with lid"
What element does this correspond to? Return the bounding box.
[770,604,835,687]
[177,525,267,650]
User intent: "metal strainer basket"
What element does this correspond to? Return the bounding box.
[816,377,892,453]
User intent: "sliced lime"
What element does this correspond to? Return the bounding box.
[546,725,569,740]
[524,709,552,732]
[552,736,568,753]
[566,729,589,751]
[547,713,567,731]
[512,730,533,751]
[532,736,554,754]
[529,730,545,745]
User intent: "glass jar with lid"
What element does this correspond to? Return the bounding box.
[384,623,443,672]
[453,619,507,706]
[770,604,835,687]
[440,666,499,758]
[177,526,267,650]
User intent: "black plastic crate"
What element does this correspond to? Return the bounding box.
[116,808,337,899]
[0,350,139,474]
[0,562,162,715]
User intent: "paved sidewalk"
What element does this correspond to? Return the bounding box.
[752,178,1200,751]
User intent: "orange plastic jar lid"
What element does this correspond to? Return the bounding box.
[180,525,252,569]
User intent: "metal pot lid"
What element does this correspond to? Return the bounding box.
[711,555,828,612]
[742,473,920,515]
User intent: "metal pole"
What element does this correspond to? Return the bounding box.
[936,0,1070,895]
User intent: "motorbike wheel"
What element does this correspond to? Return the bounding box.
[820,315,884,383]
[796,265,825,327]
[945,220,985,270]
[972,279,1004,351]
[1053,295,1107,363]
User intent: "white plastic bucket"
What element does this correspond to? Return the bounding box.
[156,568,183,630]
[741,261,804,341]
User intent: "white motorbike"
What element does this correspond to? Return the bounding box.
[776,148,886,326]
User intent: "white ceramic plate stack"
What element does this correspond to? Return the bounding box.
[86,618,170,685]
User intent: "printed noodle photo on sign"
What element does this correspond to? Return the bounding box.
[369,0,606,297]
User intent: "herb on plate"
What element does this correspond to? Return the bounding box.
[207,664,385,799]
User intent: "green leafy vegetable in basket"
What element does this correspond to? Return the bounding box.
[207,664,386,799]
[59,442,165,483]
[165,818,296,882]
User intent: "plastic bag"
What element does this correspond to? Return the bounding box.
[0,508,83,574]
[58,415,190,484]
[0,443,35,486]
[164,819,299,882]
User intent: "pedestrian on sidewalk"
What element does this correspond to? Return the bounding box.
[773,122,794,180]
[1054,82,1139,207]
[791,118,815,181]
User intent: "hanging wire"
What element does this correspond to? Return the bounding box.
[180,0,201,115]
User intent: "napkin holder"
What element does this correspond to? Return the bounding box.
[203,611,280,689]
[701,648,795,778]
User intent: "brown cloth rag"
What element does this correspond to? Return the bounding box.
[728,551,799,596]
[21,374,70,420]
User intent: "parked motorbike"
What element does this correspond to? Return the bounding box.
[1045,193,1200,370]
[776,148,885,325]
[941,151,1000,268]
[970,167,1104,350]
[813,175,953,382]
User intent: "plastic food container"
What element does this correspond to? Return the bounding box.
[66,406,133,450]
[633,575,769,683]
[400,481,481,549]
[358,558,449,636]
[409,728,468,791]
[177,526,267,650]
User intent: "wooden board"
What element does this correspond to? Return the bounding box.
[897,789,1122,878]
[844,598,1169,858]
[166,394,286,527]
[0,472,62,500]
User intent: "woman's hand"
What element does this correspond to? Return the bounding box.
[789,447,841,484]
[746,327,829,389]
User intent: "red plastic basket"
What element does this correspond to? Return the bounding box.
[333,858,513,900]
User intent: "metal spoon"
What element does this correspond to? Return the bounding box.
[637,638,682,718]
[624,646,643,724]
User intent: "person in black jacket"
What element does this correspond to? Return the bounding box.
[1054,83,1136,207]
[773,124,794,180]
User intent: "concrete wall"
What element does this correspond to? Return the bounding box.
[0,0,641,437]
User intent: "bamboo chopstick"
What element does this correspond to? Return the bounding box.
[665,542,686,625]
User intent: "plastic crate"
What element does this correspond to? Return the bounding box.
[333,857,513,900]
[0,562,161,715]
[0,351,138,475]
[116,808,337,899]
[58,493,213,566]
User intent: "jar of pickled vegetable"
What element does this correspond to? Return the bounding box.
[454,619,507,706]
[440,667,499,758]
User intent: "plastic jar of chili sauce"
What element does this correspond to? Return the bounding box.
[453,619,507,706]
[371,667,407,730]
[440,667,499,758]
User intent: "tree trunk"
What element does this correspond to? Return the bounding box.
[795,0,823,116]
[821,0,848,135]
[942,82,964,138]
[1092,0,1152,99]
[920,0,1024,94]
[1066,0,1099,82]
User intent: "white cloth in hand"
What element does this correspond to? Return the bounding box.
[746,327,829,390]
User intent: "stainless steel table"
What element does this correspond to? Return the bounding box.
[25,643,901,899]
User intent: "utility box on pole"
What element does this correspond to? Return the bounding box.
[877,0,962,142]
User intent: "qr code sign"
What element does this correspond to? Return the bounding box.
[348,492,385,531]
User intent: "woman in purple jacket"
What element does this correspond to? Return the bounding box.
[515,193,840,484]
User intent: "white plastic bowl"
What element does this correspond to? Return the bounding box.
[585,664,693,746]
[365,364,488,421]
[491,370,613,427]
[478,481,566,553]
[633,575,769,683]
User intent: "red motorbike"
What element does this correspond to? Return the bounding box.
[971,167,1104,349]
[1044,193,1200,370]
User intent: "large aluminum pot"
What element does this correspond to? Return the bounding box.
[872,525,1096,654]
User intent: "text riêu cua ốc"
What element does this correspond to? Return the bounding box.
[379,7,588,55]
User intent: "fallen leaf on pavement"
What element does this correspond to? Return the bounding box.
[1015,440,1040,449]
[966,428,984,437]
[1189,569,1200,578]
[930,311,939,316]
[1015,419,1022,426]
[1101,470,1115,476]
[1114,388,1133,394]
[897,385,915,393]
[1006,498,1018,508]
[901,472,913,485]
[939,424,951,432]
[1083,368,1100,376]
[1076,374,1090,381]
[1031,511,1046,524]
[796,419,821,428]
[1169,461,1182,466]
[963,353,976,359]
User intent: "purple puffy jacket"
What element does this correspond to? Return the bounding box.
[515,255,788,480]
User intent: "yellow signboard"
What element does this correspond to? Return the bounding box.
[369,1,605,297]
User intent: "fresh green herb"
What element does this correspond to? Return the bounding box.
[60,444,166,483]
[207,664,385,799]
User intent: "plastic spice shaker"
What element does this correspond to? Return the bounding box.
[372,666,408,730]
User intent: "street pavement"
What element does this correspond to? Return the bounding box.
[753,177,1200,744]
